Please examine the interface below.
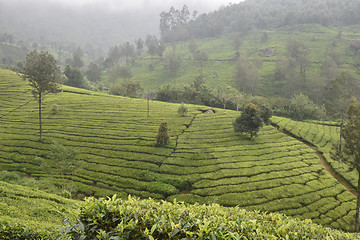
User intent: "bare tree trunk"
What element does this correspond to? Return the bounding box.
[339,117,343,157]
[355,171,360,232]
[147,97,150,117]
[39,93,42,139]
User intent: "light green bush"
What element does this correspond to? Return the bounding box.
[177,102,189,116]
[62,195,358,239]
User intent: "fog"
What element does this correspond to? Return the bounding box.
[0,0,243,51]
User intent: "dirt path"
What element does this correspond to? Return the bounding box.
[314,150,357,197]
[271,123,357,197]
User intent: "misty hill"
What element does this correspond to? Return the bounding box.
[0,68,358,232]
[0,0,159,52]
[163,0,360,41]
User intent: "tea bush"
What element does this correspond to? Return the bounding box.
[63,195,359,239]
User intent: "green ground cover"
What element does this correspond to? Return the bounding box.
[0,68,358,232]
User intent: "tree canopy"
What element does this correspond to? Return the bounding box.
[331,102,360,232]
[21,50,63,139]
[233,103,263,140]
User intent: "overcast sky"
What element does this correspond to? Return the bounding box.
[45,0,245,13]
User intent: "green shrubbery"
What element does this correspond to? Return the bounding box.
[156,121,170,146]
[62,195,358,239]
[0,221,53,240]
[177,102,188,116]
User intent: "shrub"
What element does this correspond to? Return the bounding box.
[177,102,188,116]
[0,221,53,240]
[109,84,122,95]
[146,182,178,197]
[156,121,170,146]
[0,171,21,182]
[51,104,58,114]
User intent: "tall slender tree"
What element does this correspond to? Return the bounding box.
[21,50,62,139]
[331,102,360,232]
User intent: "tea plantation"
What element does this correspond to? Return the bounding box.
[0,180,79,238]
[271,117,358,194]
[0,69,358,232]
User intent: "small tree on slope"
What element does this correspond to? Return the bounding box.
[21,50,63,139]
[156,121,170,146]
[233,103,263,140]
[331,102,360,232]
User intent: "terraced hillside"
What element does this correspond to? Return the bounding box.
[0,180,79,235]
[272,117,358,194]
[0,69,357,231]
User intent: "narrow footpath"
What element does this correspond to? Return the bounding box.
[271,123,357,197]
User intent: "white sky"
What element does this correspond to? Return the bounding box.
[46,0,245,12]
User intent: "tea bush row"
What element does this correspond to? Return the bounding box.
[61,195,359,239]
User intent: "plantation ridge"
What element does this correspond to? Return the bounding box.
[1,0,360,238]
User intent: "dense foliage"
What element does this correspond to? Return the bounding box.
[64,195,358,239]
[174,0,360,40]
[233,103,263,139]
[332,103,360,232]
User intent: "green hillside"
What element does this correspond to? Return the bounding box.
[1,182,358,239]
[127,24,360,100]
[0,68,359,232]
[0,180,79,238]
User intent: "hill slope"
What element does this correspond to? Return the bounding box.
[0,68,357,231]
[0,180,79,237]
[128,24,360,102]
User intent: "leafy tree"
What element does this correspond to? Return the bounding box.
[145,35,160,57]
[160,5,191,41]
[233,103,263,140]
[120,42,136,60]
[135,38,144,55]
[324,72,351,119]
[21,50,62,139]
[234,55,260,96]
[121,79,143,97]
[231,32,242,58]
[85,62,102,83]
[118,64,133,80]
[217,85,233,109]
[109,64,132,86]
[163,50,181,78]
[156,121,170,146]
[108,45,121,65]
[64,65,86,88]
[194,49,208,77]
[289,93,326,120]
[188,39,198,63]
[286,38,311,83]
[331,102,360,232]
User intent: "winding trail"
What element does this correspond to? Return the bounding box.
[271,123,357,197]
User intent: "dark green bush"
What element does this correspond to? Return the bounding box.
[156,121,170,146]
[139,170,157,182]
[146,181,178,197]
[0,171,21,182]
